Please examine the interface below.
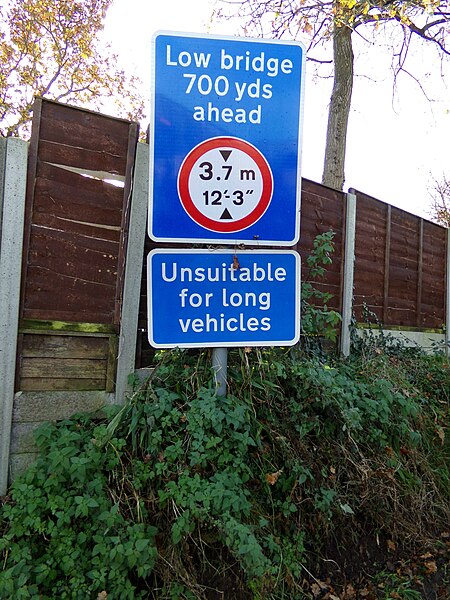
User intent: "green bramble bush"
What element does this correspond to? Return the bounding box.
[1,233,449,599]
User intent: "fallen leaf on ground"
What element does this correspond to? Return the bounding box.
[436,426,445,445]
[310,582,322,597]
[424,560,437,574]
[343,583,356,598]
[265,469,283,485]
[387,539,396,552]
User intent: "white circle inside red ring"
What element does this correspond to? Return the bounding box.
[177,137,273,233]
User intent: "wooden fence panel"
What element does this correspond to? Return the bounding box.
[20,331,110,392]
[21,98,137,325]
[17,98,138,391]
[297,179,345,314]
[420,220,447,329]
[353,193,388,322]
[353,191,447,329]
[135,180,447,367]
[386,207,420,327]
[37,101,129,173]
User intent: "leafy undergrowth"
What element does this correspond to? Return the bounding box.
[1,339,449,599]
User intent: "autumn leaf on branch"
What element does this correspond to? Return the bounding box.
[0,0,145,137]
[214,0,450,190]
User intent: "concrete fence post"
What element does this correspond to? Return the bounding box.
[115,142,149,404]
[340,189,357,357]
[0,139,5,233]
[0,138,28,495]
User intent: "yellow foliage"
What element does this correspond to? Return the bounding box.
[0,0,144,137]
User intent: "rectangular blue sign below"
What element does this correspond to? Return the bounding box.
[148,249,300,348]
[149,31,305,246]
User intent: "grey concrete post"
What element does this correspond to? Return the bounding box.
[212,347,228,397]
[340,190,357,357]
[0,138,6,233]
[0,138,28,495]
[115,142,150,404]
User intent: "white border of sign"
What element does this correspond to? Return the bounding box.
[147,248,301,348]
[148,30,306,246]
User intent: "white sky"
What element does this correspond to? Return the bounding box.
[103,0,450,220]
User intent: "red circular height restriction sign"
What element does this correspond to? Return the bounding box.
[177,136,273,233]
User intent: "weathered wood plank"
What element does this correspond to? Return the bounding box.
[300,218,343,236]
[22,334,109,359]
[21,357,106,379]
[423,228,447,249]
[357,201,387,218]
[38,98,133,157]
[22,272,115,308]
[421,267,446,282]
[354,295,384,306]
[356,194,388,214]
[354,257,385,275]
[355,220,387,237]
[24,266,116,319]
[385,297,418,310]
[32,212,120,242]
[36,160,125,208]
[20,378,106,391]
[301,201,343,219]
[388,265,420,282]
[38,139,126,175]
[21,98,138,334]
[22,307,114,324]
[34,175,124,225]
[20,319,117,334]
[30,223,120,254]
[353,305,383,322]
[28,234,119,287]
[302,178,345,204]
[385,307,418,326]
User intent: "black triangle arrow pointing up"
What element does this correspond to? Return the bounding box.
[219,150,232,162]
[220,208,233,220]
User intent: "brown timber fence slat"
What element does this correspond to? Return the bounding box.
[136,180,448,367]
[17,98,139,391]
[353,190,447,331]
[296,179,345,315]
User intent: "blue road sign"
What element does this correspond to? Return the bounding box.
[148,249,300,348]
[149,32,305,245]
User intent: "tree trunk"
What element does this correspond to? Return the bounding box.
[322,24,354,191]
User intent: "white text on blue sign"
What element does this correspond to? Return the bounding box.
[165,43,296,125]
[148,250,300,348]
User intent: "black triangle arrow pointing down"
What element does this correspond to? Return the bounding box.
[220,208,233,220]
[219,150,232,162]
